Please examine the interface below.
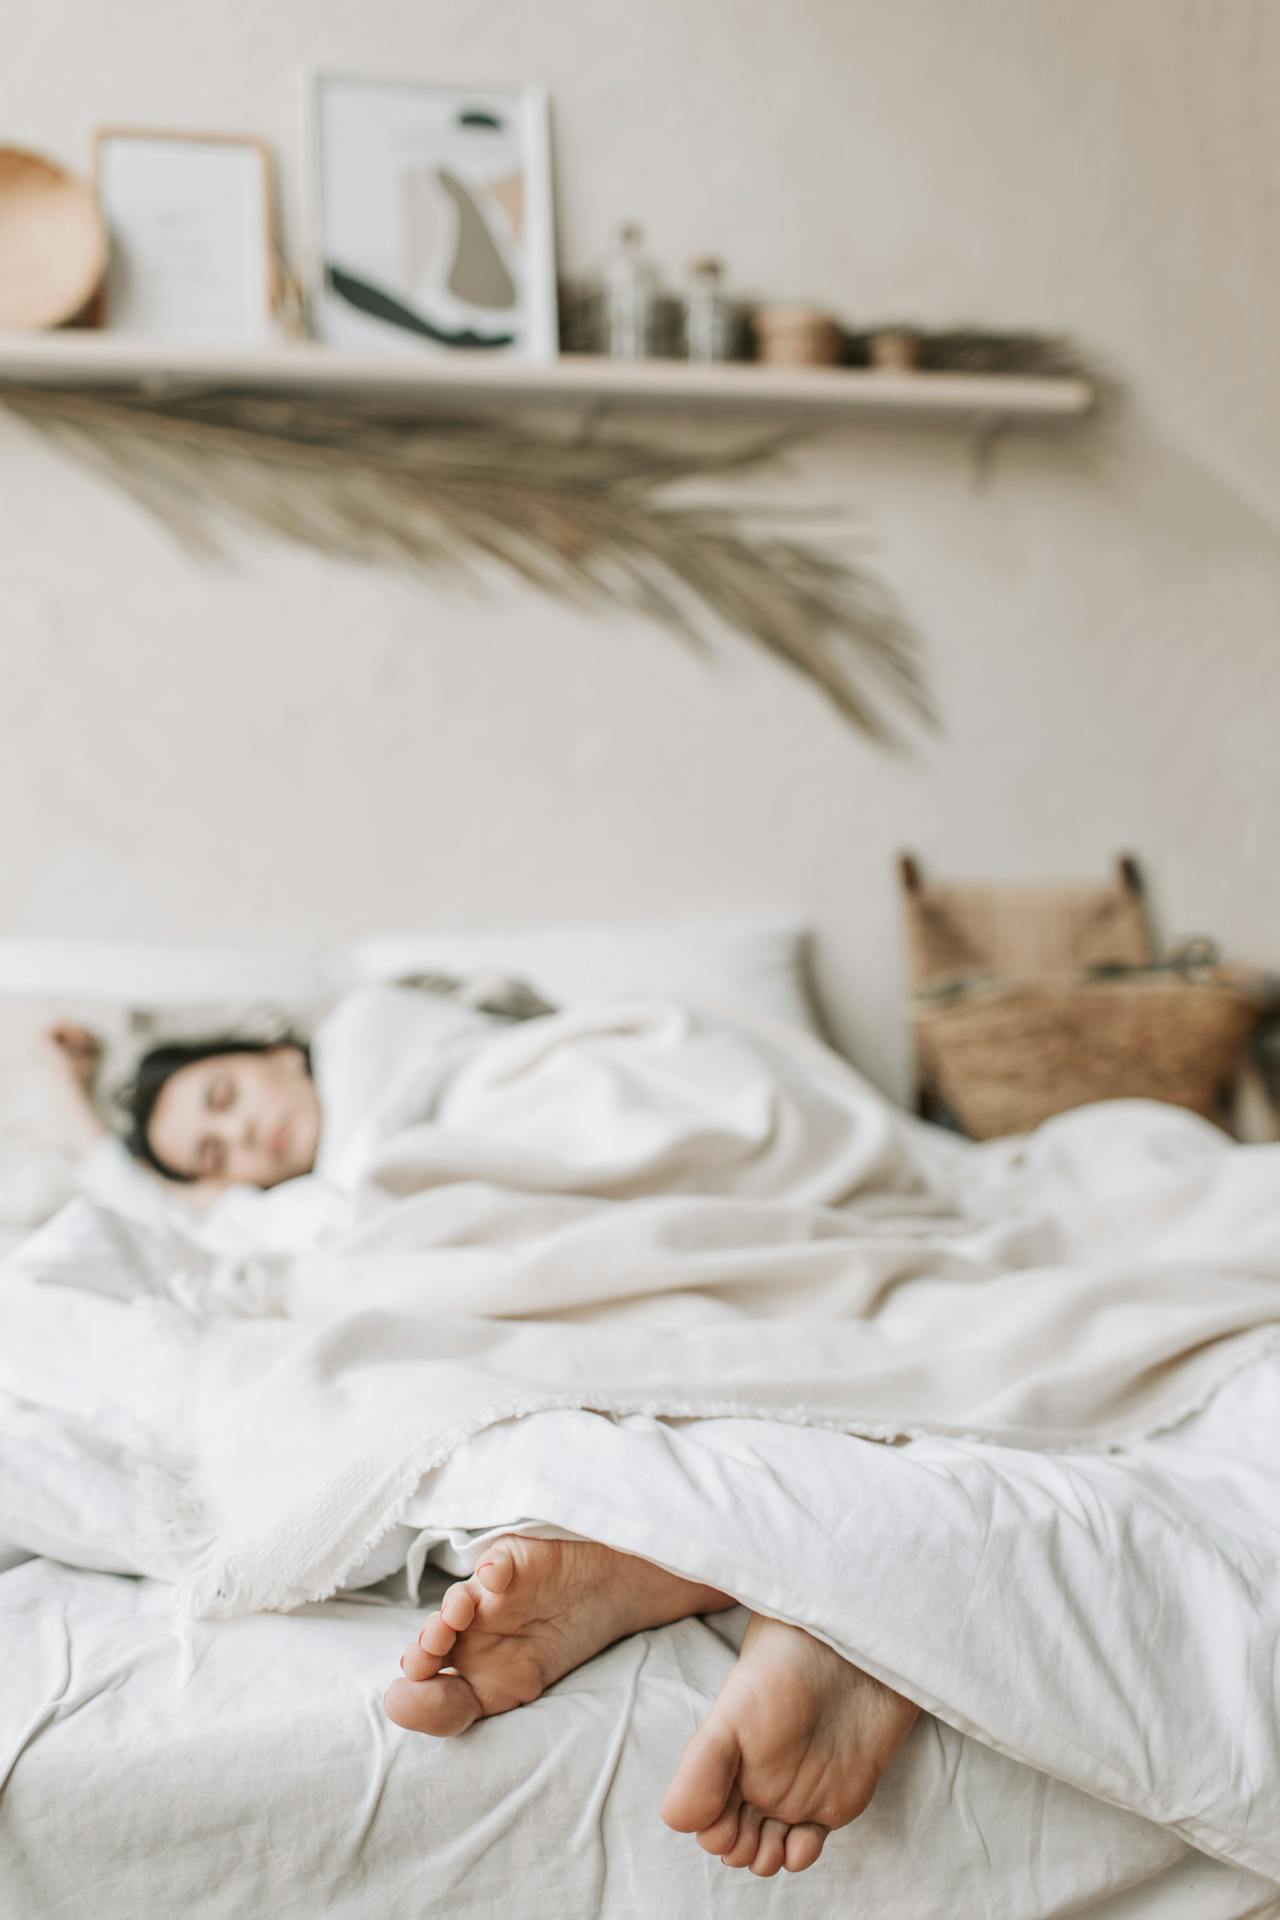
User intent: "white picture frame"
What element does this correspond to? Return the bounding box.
[308,74,558,361]
[95,129,278,344]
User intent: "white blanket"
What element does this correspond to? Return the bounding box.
[4,992,1279,1884]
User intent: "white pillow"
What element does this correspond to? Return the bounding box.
[0,920,818,1032]
[347,918,820,1036]
[0,940,338,1006]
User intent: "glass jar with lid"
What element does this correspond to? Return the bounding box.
[682,255,738,363]
[600,222,661,360]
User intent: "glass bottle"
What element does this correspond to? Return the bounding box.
[683,256,737,363]
[601,223,660,360]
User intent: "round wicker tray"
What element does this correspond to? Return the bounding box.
[0,146,107,330]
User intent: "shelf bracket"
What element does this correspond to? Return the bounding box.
[966,410,1010,490]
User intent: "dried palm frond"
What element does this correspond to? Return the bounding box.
[2,383,936,746]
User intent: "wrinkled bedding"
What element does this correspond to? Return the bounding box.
[387,1361,1280,1884]
[2,1553,1277,1920]
[2,988,1279,1910]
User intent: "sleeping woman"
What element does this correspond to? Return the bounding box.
[38,979,929,1877]
[42,971,955,1268]
[40,975,932,1873]
[41,976,551,1203]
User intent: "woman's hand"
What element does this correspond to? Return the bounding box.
[41,1023,107,1152]
[45,1022,103,1094]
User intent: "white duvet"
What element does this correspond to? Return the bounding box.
[2,987,1279,1899]
[388,1367,1280,1884]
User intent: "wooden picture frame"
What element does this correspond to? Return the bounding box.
[94,128,280,343]
[306,74,558,361]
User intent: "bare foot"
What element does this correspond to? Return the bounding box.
[660,1613,920,1876]
[383,1536,732,1737]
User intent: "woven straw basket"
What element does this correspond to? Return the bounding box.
[900,853,1270,1139]
[913,967,1268,1139]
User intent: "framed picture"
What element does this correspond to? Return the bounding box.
[309,74,558,360]
[95,129,279,343]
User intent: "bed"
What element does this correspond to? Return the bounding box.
[4,1557,1273,1919]
[1,923,1277,1919]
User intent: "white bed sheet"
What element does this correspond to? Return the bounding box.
[2,1556,1275,1920]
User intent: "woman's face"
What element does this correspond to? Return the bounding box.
[146,1046,321,1188]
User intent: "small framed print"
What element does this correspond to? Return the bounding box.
[309,74,558,360]
[95,129,279,343]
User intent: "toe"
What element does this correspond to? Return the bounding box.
[661,1718,743,1834]
[417,1613,458,1659]
[383,1673,483,1737]
[439,1582,478,1632]
[694,1787,742,1858]
[720,1802,763,1870]
[783,1824,827,1873]
[401,1632,450,1681]
[475,1547,516,1594]
[748,1818,788,1878]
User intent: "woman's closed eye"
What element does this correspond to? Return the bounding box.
[207,1072,235,1114]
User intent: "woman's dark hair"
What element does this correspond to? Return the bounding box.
[118,1036,310,1183]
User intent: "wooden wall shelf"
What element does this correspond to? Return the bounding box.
[0,332,1095,425]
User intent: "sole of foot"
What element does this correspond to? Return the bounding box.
[384,1534,732,1738]
[660,1612,920,1876]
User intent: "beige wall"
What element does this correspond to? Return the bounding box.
[3,0,1279,1094]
